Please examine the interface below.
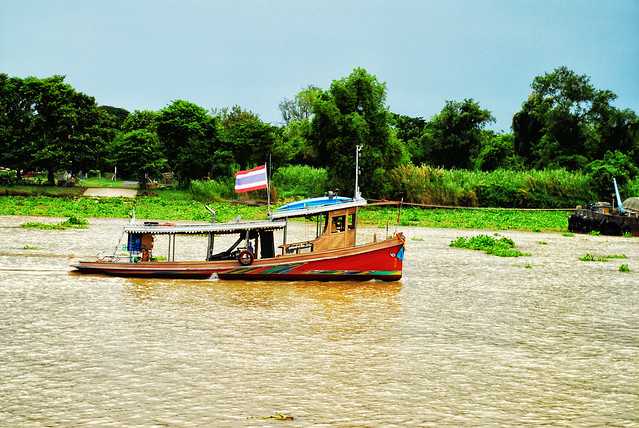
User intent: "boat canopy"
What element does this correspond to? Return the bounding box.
[271,196,367,219]
[124,220,286,235]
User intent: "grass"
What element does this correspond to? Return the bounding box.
[589,230,601,236]
[0,192,571,232]
[0,184,84,197]
[562,232,575,237]
[79,177,131,188]
[579,253,627,262]
[21,216,89,230]
[619,264,631,272]
[22,244,40,250]
[450,234,529,257]
[363,206,569,232]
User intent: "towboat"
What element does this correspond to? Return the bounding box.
[72,195,405,281]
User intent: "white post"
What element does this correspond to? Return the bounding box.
[354,145,362,200]
[266,160,271,216]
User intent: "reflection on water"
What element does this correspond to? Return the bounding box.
[0,216,638,426]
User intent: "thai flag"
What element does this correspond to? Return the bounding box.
[235,164,268,193]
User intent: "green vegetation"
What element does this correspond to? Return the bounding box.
[579,253,627,262]
[0,185,84,197]
[78,177,128,188]
[450,234,529,257]
[190,178,235,202]
[386,166,595,208]
[0,194,569,232]
[3,66,637,204]
[363,206,569,231]
[589,230,601,236]
[619,263,631,273]
[272,165,328,199]
[22,244,40,250]
[562,232,575,237]
[21,216,88,230]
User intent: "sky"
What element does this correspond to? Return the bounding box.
[1,0,638,131]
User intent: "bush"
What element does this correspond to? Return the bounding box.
[450,234,528,257]
[0,168,18,185]
[585,151,639,199]
[190,178,235,202]
[386,165,595,208]
[272,165,328,199]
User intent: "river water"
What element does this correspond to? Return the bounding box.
[1,216,637,427]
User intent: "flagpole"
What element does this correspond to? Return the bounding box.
[266,155,271,216]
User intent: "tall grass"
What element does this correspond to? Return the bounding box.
[190,178,235,202]
[272,165,328,199]
[386,165,596,208]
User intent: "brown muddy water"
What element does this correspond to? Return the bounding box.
[1,216,637,427]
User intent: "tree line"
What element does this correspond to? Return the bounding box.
[1,67,637,196]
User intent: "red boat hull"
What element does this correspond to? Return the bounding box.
[72,235,405,282]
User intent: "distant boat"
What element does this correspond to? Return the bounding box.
[72,195,405,281]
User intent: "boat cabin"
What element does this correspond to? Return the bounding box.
[123,220,287,265]
[270,195,367,255]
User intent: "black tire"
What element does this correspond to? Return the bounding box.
[238,249,254,266]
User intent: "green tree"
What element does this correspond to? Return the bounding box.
[0,74,33,179]
[419,99,494,169]
[512,66,637,169]
[216,105,277,170]
[97,105,129,130]
[279,85,321,124]
[156,100,219,186]
[122,110,158,133]
[474,133,523,171]
[391,113,427,163]
[585,151,639,199]
[108,130,166,189]
[310,67,407,196]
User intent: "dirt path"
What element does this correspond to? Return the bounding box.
[82,188,138,198]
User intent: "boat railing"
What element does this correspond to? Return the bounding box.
[279,240,314,255]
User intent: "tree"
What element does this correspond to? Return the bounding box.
[0,74,33,178]
[309,67,407,196]
[585,151,638,198]
[419,99,494,169]
[474,133,523,171]
[108,130,166,189]
[391,113,427,163]
[122,110,158,133]
[512,66,637,169]
[156,100,219,185]
[97,105,129,130]
[215,105,277,170]
[278,85,321,124]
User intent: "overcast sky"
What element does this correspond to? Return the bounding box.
[1,0,638,130]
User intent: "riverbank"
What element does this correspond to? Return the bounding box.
[0,194,572,232]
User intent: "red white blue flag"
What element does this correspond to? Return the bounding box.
[234,164,268,193]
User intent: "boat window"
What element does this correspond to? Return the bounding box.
[331,215,346,233]
[349,213,356,230]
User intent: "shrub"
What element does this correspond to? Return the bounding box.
[386,165,595,208]
[449,234,528,257]
[272,165,328,199]
[190,178,235,202]
[585,151,639,199]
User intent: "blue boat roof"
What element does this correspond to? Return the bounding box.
[276,196,353,212]
[272,196,367,219]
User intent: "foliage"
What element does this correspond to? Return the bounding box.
[156,100,220,185]
[449,234,529,257]
[310,67,407,196]
[121,110,158,133]
[272,165,328,198]
[386,164,595,208]
[579,253,627,262]
[391,113,426,163]
[513,66,639,169]
[474,133,524,171]
[360,206,569,231]
[279,85,321,124]
[585,150,639,198]
[619,263,631,272]
[21,215,88,230]
[420,99,494,169]
[190,178,235,202]
[108,130,167,189]
[215,105,277,171]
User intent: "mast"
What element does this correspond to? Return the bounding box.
[354,144,362,200]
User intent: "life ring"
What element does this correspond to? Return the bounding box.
[238,249,254,266]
